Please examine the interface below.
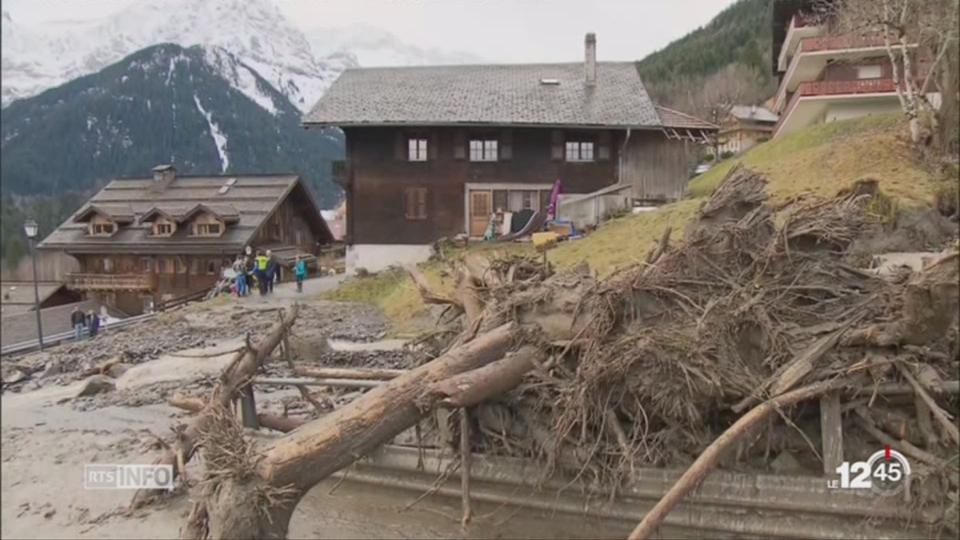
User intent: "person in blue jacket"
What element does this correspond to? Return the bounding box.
[294,255,307,293]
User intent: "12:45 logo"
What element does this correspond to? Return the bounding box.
[831,447,912,497]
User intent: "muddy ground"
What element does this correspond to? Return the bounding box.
[1,283,620,539]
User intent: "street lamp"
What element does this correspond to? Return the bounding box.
[24,219,44,351]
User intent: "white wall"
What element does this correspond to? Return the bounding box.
[346,244,434,274]
[824,100,901,123]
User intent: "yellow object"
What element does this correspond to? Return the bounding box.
[532,232,559,251]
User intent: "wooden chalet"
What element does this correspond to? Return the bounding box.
[39,165,333,314]
[303,34,716,272]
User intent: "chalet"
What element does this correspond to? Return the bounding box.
[717,105,779,155]
[771,0,938,137]
[38,165,333,314]
[303,34,716,272]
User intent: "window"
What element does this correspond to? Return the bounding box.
[521,191,535,210]
[193,222,221,236]
[157,257,171,274]
[403,187,428,220]
[408,138,428,161]
[565,141,595,162]
[153,222,174,236]
[140,257,152,273]
[206,259,218,276]
[469,139,498,161]
[102,257,114,272]
[856,65,882,79]
[176,257,187,274]
[90,222,115,236]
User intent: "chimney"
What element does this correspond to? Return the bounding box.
[151,164,176,192]
[584,33,597,87]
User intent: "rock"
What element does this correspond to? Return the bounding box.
[76,375,115,397]
[770,450,802,473]
[39,361,63,379]
[106,362,132,378]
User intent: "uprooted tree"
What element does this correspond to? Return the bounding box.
[139,165,959,539]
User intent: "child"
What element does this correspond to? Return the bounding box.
[294,255,307,293]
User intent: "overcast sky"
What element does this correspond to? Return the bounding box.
[5,0,739,63]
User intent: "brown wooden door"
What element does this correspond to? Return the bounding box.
[469,190,493,237]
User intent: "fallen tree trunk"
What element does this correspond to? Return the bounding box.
[169,394,304,434]
[292,365,406,380]
[426,346,539,408]
[190,322,525,539]
[627,378,850,540]
[131,303,300,509]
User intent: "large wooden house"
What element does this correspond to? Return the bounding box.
[303,34,716,272]
[39,165,333,314]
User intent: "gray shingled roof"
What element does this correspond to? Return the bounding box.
[303,62,663,128]
[729,105,779,123]
[39,173,332,254]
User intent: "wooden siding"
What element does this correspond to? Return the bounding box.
[344,126,622,244]
[622,130,691,202]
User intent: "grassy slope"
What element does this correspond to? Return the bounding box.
[327,114,943,332]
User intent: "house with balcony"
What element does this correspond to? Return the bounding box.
[38,165,333,314]
[771,0,934,137]
[718,105,779,155]
[304,34,716,272]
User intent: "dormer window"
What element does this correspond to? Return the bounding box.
[152,218,176,237]
[194,222,221,236]
[88,216,117,236]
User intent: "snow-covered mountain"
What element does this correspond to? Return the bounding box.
[2,43,344,206]
[1,0,356,111]
[307,24,483,68]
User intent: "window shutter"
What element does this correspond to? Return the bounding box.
[428,132,438,161]
[500,130,513,160]
[417,187,428,219]
[394,131,405,160]
[403,188,413,219]
[454,130,466,160]
[597,131,611,161]
[550,130,564,160]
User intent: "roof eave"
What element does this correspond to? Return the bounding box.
[302,120,664,130]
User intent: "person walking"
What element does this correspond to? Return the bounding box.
[71,306,86,341]
[255,250,269,296]
[232,255,248,297]
[87,309,100,339]
[265,249,278,294]
[294,255,307,293]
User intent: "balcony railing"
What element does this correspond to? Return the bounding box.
[774,78,899,137]
[788,13,820,30]
[797,78,898,96]
[67,272,155,291]
[799,34,886,53]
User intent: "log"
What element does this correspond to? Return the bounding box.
[209,323,522,538]
[253,376,380,389]
[427,346,540,408]
[819,392,844,474]
[132,303,300,509]
[168,394,304,434]
[460,407,473,527]
[405,264,462,308]
[897,363,960,446]
[627,378,849,540]
[292,365,406,380]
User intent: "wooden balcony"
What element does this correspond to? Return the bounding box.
[799,34,886,54]
[797,78,898,97]
[66,272,155,291]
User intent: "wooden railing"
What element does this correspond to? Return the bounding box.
[774,78,899,137]
[799,34,886,53]
[66,272,155,291]
[157,288,209,311]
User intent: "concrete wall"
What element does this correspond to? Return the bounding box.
[347,244,434,274]
[823,100,901,123]
[556,185,632,230]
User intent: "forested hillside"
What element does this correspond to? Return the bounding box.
[637,0,776,117]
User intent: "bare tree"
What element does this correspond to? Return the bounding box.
[827,0,959,146]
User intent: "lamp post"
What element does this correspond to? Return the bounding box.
[24,219,44,351]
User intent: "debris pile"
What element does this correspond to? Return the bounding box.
[413,166,958,527]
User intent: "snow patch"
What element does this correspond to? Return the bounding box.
[204,47,277,115]
[192,94,229,172]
